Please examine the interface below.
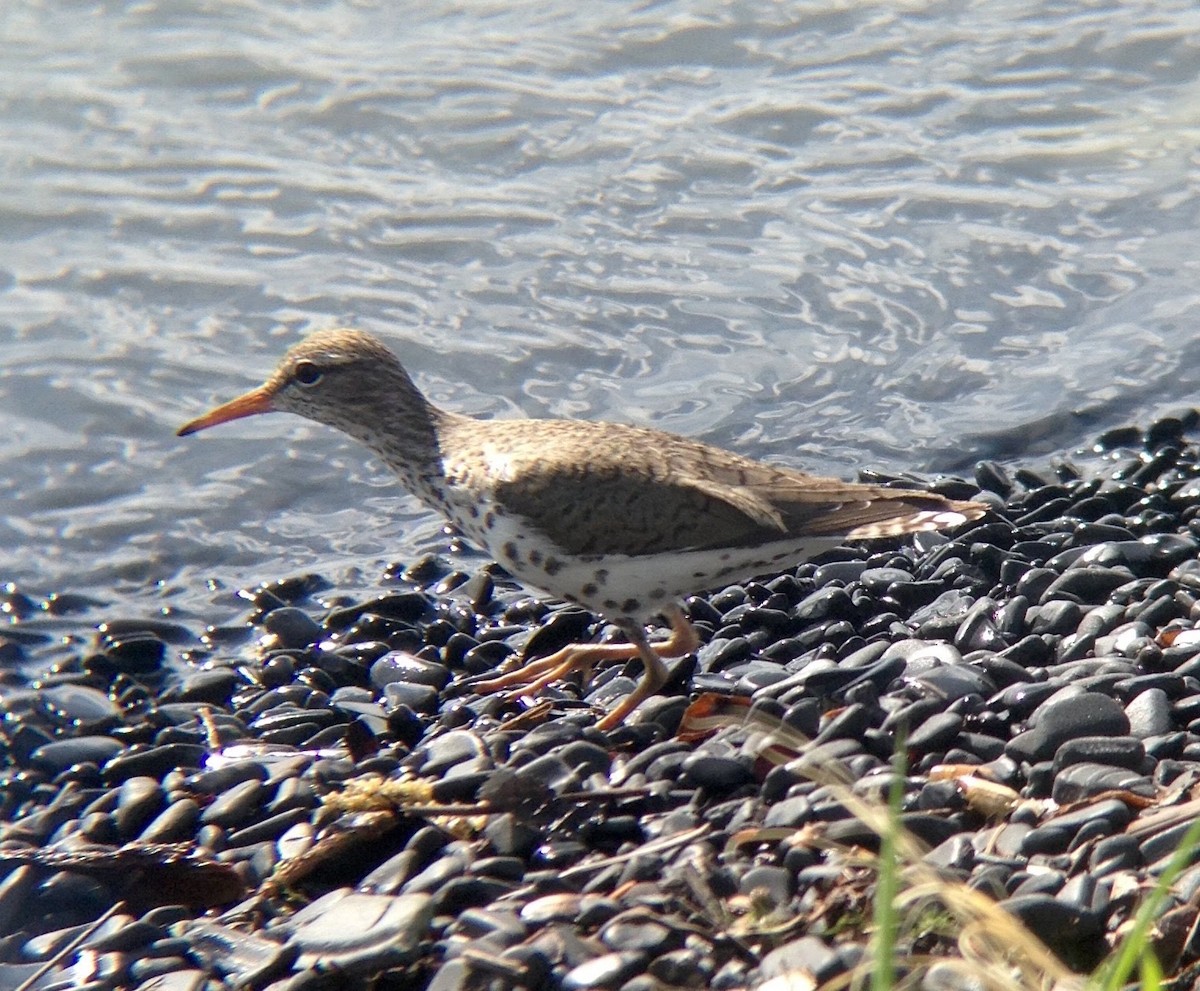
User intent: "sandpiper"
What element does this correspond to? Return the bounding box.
[178,330,987,729]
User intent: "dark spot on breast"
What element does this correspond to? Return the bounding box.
[621,598,640,613]
[544,557,563,576]
[529,549,543,566]
[503,541,519,563]
[582,583,598,597]
[596,569,609,583]
[649,588,667,601]
[603,599,620,610]
[484,512,496,528]
[468,506,479,519]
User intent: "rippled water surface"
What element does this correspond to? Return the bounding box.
[4,0,1200,617]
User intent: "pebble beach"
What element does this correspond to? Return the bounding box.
[6,412,1200,989]
[7,3,1200,990]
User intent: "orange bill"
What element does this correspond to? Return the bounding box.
[177,385,275,437]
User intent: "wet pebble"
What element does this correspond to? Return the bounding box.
[28,736,124,776]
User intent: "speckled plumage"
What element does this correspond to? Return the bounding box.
[179,328,987,728]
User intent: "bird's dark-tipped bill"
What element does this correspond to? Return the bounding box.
[177,385,275,437]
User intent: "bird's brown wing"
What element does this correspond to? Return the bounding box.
[493,464,791,557]
[455,419,977,558]
[484,438,957,558]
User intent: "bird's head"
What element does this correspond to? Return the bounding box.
[177,329,416,438]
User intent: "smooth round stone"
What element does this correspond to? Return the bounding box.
[733,662,793,692]
[1040,567,1134,605]
[226,807,313,848]
[1051,736,1145,774]
[804,656,904,698]
[511,753,576,791]
[738,865,795,906]
[681,754,754,790]
[879,637,952,669]
[38,685,119,730]
[1005,693,1130,763]
[991,682,1059,718]
[185,921,297,986]
[278,891,433,969]
[1050,762,1154,805]
[28,736,123,775]
[102,634,166,673]
[103,743,207,783]
[199,778,267,829]
[426,957,470,991]
[912,590,976,639]
[918,664,996,700]
[1124,688,1173,738]
[1097,621,1153,658]
[1070,603,1126,641]
[38,870,112,916]
[882,698,942,735]
[905,713,964,755]
[562,950,644,991]
[757,936,838,985]
[812,561,867,586]
[1139,818,1196,869]
[416,730,488,777]
[370,651,450,690]
[1088,835,1141,876]
[115,776,167,838]
[251,705,337,737]
[1027,600,1084,635]
[763,797,810,830]
[1013,567,1057,602]
[381,681,438,714]
[139,799,201,843]
[0,865,37,934]
[167,668,240,705]
[885,579,949,611]
[598,913,676,955]
[129,957,194,983]
[262,606,323,649]
[555,741,611,777]
[452,907,527,942]
[955,609,1004,653]
[649,949,714,987]
[792,586,853,623]
[188,761,269,795]
[401,851,470,896]
[521,894,584,924]
[1019,799,1131,855]
[483,814,539,859]
[857,567,913,593]
[1000,894,1097,947]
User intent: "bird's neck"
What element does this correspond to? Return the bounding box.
[334,376,465,503]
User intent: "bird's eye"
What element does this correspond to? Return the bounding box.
[293,360,322,387]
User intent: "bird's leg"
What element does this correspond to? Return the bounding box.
[594,605,698,730]
[471,604,699,729]
[472,640,629,696]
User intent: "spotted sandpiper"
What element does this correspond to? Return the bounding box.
[178,330,987,729]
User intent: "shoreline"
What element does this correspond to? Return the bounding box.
[3,414,1200,988]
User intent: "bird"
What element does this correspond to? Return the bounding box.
[178,329,987,730]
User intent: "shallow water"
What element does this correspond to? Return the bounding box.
[4,0,1200,616]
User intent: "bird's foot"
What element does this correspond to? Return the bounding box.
[470,604,700,730]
